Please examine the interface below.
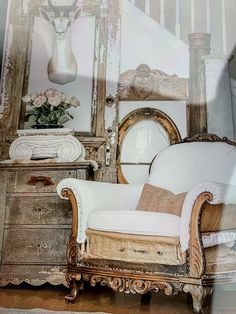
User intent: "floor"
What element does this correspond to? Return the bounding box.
[0,283,236,313]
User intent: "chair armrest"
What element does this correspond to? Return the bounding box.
[180,181,236,252]
[57,179,143,243]
[179,181,236,278]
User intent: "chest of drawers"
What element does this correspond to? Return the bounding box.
[0,161,93,286]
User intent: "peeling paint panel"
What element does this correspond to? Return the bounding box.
[105,104,117,130]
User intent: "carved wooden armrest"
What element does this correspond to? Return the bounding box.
[188,191,213,278]
[61,188,79,267]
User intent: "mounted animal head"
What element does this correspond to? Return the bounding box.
[40,0,81,37]
[39,0,81,85]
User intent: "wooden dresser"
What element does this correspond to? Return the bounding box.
[0,161,93,286]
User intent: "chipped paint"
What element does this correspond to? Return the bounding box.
[106,1,121,96]
[39,266,68,286]
[0,23,13,119]
[22,0,30,15]
[105,103,116,130]
[111,132,116,145]
[100,44,105,64]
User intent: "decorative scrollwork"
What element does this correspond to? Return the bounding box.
[82,273,179,296]
[66,235,78,266]
[61,188,79,267]
[188,192,213,278]
[118,64,188,101]
[182,133,236,147]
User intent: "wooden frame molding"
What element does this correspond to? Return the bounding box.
[118,64,188,101]
[117,107,181,183]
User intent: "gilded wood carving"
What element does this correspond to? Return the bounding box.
[118,64,188,101]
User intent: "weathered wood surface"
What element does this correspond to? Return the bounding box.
[7,169,76,193]
[2,228,70,264]
[0,265,68,287]
[5,194,72,225]
[187,33,211,136]
[0,162,92,286]
[86,229,186,265]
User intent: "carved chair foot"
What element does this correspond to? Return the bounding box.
[183,284,212,313]
[65,279,83,303]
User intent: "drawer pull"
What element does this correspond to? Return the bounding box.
[26,175,55,187]
[32,207,47,220]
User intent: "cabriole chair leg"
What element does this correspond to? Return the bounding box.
[183,284,212,313]
[65,278,83,303]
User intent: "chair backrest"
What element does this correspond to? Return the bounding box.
[148,139,236,193]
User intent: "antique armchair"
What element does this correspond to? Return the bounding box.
[57,134,236,313]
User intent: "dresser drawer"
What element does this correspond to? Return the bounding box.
[7,170,77,193]
[2,228,70,264]
[5,195,72,225]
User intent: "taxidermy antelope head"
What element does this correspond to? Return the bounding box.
[40,0,81,85]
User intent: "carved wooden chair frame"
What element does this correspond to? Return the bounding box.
[61,134,236,313]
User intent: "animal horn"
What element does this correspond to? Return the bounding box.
[48,0,61,17]
[64,0,78,17]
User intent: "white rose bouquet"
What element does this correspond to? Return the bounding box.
[22,88,80,128]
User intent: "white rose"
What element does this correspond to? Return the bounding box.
[30,93,37,101]
[22,95,31,103]
[45,88,55,97]
[48,95,61,107]
[64,96,71,104]
[70,96,80,107]
[33,95,47,107]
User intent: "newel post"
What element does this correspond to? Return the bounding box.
[187,33,211,136]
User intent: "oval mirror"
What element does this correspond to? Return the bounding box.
[118,108,181,184]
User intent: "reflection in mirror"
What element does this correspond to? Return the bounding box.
[118,108,181,184]
[120,120,169,184]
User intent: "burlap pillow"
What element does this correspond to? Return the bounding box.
[136,184,187,216]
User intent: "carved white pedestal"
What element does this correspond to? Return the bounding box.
[9,128,86,162]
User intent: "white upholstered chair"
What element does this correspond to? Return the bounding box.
[57,134,236,313]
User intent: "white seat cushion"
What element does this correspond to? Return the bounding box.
[87,210,180,237]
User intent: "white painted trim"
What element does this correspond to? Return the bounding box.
[206,0,211,33]
[175,0,180,38]
[191,0,195,33]
[160,0,165,27]
[221,0,227,55]
[145,0,150,16]
[122,0,188,56]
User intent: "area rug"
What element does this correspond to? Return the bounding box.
[0,309,109,314]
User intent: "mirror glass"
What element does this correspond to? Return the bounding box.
[120,119,170,184]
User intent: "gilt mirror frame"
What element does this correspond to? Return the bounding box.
[117,107,181,184]
[0,0,109,138]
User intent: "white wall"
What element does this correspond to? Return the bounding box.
[120,0,189,78]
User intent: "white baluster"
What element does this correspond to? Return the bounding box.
[145,0,151,16]
[206,0,211,33]
[160,0,165,27]
[221,0,227,55]
[175,0,180,38]
[191,0,195,33]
